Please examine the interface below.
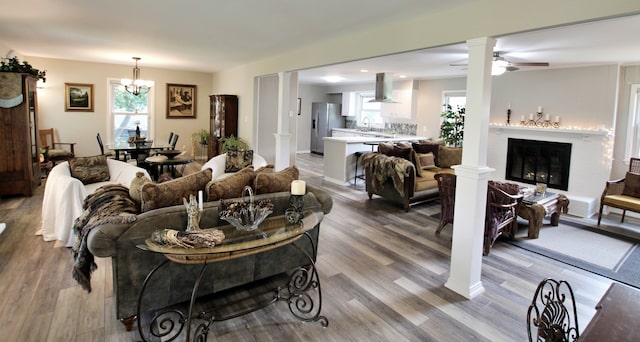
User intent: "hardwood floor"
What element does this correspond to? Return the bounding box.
[0,153,618,341]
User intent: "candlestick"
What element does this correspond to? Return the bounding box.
[291,180,306,195]
[198,190,203,211]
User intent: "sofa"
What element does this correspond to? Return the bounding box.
[362,141,461,211]
[86,181,332,329]
[40,156,149,247]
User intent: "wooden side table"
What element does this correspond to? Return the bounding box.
[518,192,569,238]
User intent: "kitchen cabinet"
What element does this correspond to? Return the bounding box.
[341,92,356,116]
[208,94,238,158]
[381,88,417,119]
[0,74,41,196]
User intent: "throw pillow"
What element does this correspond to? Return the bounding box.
[438,146,463,168]
[129,172,153,203]
[140,168,212,212]
[417,152,437,170]
[377,142,394,156]
[255,164,275,174]
[68,155,110,185]
[412,141,443,166]
[623,172,640,197]
[391,144,413,162]
[206,166,255,201]
[225,150,254,173]
[254,165,300,194]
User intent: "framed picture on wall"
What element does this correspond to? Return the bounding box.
[167,83,197,118]
[64,83,94,112]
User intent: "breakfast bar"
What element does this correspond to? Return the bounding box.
[323,134,428,186]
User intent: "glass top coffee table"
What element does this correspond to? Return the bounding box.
[134,211,328,341]
[518,191,569,239]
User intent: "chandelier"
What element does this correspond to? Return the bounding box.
[121,57,153,96]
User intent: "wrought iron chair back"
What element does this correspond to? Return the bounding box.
[527,278,579,342]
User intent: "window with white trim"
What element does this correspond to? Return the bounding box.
[443,90,466,111]
[107,79,154,144]
[357,93,384,129]
[625,84,640,159]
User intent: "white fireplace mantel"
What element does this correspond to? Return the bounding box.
[489,124,611,141]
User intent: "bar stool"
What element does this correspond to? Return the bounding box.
[353,151,368,187]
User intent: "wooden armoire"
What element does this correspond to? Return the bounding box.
[0,74,41,196]
[208,94,238,158]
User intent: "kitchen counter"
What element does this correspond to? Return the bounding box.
[322,134,429,186]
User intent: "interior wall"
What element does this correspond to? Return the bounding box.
[417,77,467,139]
[26,56,212,157]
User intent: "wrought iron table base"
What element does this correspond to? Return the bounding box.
[136,233,327,342]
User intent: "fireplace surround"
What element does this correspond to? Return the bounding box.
[505,138,572,191]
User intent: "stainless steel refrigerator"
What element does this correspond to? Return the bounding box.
[311,102,344,154]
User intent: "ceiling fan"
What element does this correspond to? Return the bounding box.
[450,52,550,74]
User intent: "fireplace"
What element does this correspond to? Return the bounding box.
[505,138,572,191]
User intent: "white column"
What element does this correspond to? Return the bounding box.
[273,72,298,170]
[445,37,496,299]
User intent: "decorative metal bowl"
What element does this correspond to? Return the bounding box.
[157,149,182,159]
[219,186,273,232]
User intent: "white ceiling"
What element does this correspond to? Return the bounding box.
[1,1,639,85]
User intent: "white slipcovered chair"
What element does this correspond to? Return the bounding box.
[201,152,268,180]
[40,159,149,247]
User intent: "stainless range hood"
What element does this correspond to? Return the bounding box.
[368,72,399,103]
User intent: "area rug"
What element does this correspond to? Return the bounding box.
[506,219,640,289]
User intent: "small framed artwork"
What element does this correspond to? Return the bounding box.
[167,83,197,118]
[64,83,94,112]
[297,98,301,115]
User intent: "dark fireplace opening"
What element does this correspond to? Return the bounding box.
[506,138,572,191]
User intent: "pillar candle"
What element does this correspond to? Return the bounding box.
[529,113,534,120]
[537,106,543,113]
[545,114,550,121]
[198,190,203,211]
[291,180,306,195]
[554,116,560,123]
[521,115,525,122]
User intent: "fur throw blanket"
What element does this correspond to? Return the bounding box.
[361,153,412,197]
[71,184,140,292]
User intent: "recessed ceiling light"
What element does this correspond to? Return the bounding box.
[360,69,368,73]
[399,74,407,78]
[323,76,344,83]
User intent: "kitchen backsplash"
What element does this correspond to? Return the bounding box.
[345,119,417,135]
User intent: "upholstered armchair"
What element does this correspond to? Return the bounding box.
[597,157,640,225]
[484,180,523,255]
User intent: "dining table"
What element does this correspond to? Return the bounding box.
[108,141,172,161]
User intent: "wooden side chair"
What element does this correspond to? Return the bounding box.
[434,173,456,234]
[39,128,75,164]
[527,278,579,342]
[597,157,640,225]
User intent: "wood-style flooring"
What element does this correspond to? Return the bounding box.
[0,153,620,341]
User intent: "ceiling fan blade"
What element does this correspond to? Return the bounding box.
[506,66,520,72]
[509,62,549,67]
[449,63,468,67]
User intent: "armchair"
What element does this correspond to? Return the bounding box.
[434,173,456,234]
[597,157,640,225]
[39,128,75,164]
[484,180,522,255]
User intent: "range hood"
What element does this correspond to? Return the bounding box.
[368,72,399,103]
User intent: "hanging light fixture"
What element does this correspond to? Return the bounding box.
[121,57,153,96]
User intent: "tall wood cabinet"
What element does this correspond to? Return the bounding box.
[0,74,41,196]
[208,94,238,158]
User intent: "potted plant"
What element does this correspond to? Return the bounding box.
[221,135,247,153]
[0,52,46,82]
[439,104,465,147]
[195,129,209,145]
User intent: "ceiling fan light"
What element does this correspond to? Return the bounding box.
[492,64,506,75]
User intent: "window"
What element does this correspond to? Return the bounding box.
[107,79,154,144]
[625,84,640,160]
[443,90,466,111]
[357,93,384,129]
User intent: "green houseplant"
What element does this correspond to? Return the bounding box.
[0,53,46,82]
[195,129,209,145]
[439,104,465,147]
[221,135,247,153]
